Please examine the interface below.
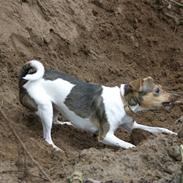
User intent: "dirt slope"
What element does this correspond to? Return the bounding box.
[0,0,183,182]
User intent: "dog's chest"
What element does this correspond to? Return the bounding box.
[101,86,126,130]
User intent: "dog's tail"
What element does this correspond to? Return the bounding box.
[20,60,45,81]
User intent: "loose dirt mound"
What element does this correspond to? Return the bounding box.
[0,0,183,182]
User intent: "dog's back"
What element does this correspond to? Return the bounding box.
[19,60,103,117]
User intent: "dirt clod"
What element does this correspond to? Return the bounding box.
[168,146,182,161]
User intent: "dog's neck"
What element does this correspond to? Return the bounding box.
[119,84,143,114]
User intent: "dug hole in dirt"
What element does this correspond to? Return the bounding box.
[0,0,183,182]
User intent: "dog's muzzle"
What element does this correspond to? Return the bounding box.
[162,93,180,111]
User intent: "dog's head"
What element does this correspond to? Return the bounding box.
[124,76,178,111]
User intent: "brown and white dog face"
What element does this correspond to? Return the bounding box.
[125,76,178,111]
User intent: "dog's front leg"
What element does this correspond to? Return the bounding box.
[36,103,63,151]
[132,121,177,135]
[102,132,135,149]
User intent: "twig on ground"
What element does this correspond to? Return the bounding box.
[85,178,101,183]
[0,109,54,183]
[29,172,50,181]
[164,12,180,25]
[163,0,183,7]
[169,0,183,7]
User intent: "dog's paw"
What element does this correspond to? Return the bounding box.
[54,120,73,126]
[170,131,177,135]
[52,144,64,152]
[126,144,136,149]
[46,141,65,152]
[160,128,177,135]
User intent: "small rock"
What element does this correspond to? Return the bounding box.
[168,146,182,161]
[175,116,183,124]
[67,171,83,183]
[165,164,176,174]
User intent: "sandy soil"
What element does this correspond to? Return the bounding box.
[0,0,183,182]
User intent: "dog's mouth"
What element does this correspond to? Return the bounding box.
[162,93,181,111]
[162,101,174,111]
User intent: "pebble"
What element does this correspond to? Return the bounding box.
[175,116,183,124]
[168,146,182,161]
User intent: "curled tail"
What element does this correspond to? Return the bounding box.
[20,60,45,81]
[19,60,45,111]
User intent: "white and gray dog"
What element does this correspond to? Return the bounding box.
[19,60,178,151]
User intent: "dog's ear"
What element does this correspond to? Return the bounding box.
[129,76,155,93]
[129,78,143,92]
[142,76,155,92]
[126,79,143,106]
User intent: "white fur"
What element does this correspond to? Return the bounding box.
[101,86,126,131]
[22,60,177,150]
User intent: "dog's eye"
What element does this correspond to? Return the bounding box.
[154,88,160,95]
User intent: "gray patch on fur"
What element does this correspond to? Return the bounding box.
[64,83,103,118]
[44,69,83,85]
[64,82,109,139]
[19,89,38,111]
[124,84,144,106]
[90,92,109,140]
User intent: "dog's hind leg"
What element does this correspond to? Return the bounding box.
[36,103,62,151]
[132,121,177,135]
[54,121,73,126]
[53,109,72,126]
